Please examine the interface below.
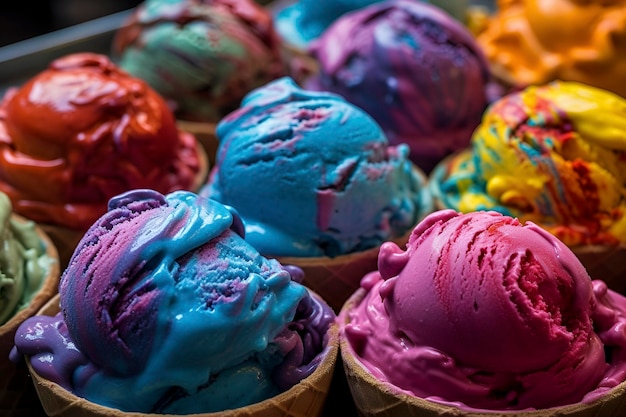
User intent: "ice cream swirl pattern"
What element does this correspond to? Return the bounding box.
[204,77,430,257]
[307,0,491,173]
[12,189,334,413]
[433,81,626,247]
[113,0,286,122]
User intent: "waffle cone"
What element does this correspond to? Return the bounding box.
[571,245,626,294]
[38,224,84,271]
[191,136,210,192]
[339,289,626,417]
[178,119,219,168]
[0,216,60,417]
[27,292,339,417]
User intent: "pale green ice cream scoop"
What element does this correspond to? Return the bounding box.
[0,192,55,325]
[112,0,287,123]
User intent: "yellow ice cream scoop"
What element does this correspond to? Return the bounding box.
[433,81,626,247]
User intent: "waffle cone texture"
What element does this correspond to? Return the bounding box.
[26,293,339,417]
[570,245,626,295]
[0,216,60,417]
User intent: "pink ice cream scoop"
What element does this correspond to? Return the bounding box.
[343,209,626,411]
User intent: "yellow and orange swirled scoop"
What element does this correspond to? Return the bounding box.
[477,0,626,98]
[432,81,626,247]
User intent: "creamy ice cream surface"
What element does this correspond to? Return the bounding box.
[477,0,626,98]
[273,0,469,49]
[202,76,431,258]
[0,192,55,325]
[343,209,626,411]
[113,0,287,122]
[306,0,491,173]
[431,81,626,247]
[0,53,202,231]
[11,189,335,413]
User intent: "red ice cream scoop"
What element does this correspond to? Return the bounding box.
[0,52,202,230]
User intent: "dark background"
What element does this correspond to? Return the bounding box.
[0,0,142,47]
[0,0,495,48]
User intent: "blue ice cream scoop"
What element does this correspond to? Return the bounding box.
[11,189,334,413]
[202,77,432,258]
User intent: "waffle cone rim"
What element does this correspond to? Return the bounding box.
[177,120,218,176]
[191,135,210,193]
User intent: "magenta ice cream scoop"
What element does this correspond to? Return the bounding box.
[343,209,626,411]
[307,0,491,173]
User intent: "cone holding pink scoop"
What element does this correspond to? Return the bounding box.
[340,288,626,417]
[339,209,626,416]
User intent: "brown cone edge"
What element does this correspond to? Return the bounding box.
[178,120,219,168]
[277,230,411,314]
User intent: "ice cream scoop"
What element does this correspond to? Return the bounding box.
[0,192,56,325]
[11,189,335,414]
[477,0,626,98]
[112,0,287,123]
[202,76,431,258]
[0,52,204,233]
[306,0,491,173]
[430,81,626,248]
[342,209,626,411]
[0,191,59,417]
[273,0,470,49]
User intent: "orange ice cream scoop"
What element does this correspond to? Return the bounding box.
[0,53,202,230]
[477,0,626,97]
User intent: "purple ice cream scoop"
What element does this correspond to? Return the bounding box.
[307,0,491,173]
[11,189,335,414]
